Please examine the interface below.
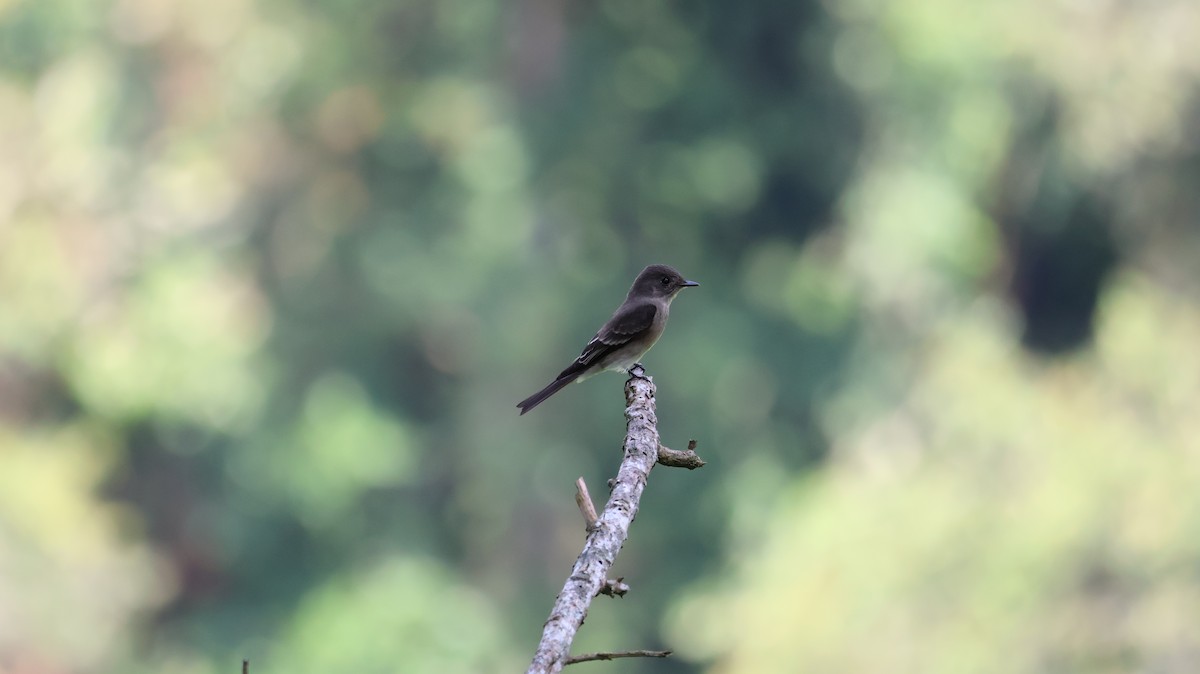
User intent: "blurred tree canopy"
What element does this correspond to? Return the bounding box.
[1,0,1199,672]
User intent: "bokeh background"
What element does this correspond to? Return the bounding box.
[3,0,1200,672]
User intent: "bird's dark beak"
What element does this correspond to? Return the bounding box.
[681,280,700,287]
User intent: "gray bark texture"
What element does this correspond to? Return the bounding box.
[525,368,662,674]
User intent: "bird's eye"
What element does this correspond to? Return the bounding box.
[661,276,671,286]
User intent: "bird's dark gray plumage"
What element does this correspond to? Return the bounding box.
[517,264,698,415]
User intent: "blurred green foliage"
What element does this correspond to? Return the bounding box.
[1,0,1199,672]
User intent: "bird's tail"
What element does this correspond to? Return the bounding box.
[517,375,575,415]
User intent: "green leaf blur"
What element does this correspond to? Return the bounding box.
[1,0,1198,672]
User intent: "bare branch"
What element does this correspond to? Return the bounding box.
[657,438,706,469]
[526,365,672,673]
[596,577,629,598]
[565,650,672,665]
[574,477,599,530]
[242,660,249,674]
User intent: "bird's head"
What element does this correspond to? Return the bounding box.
[629,264,700,300]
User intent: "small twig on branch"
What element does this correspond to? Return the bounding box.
[596,577,629,597]
[242,660,249,674]
[565,650,673,665]
[527,366,688,674]
[574,477,599,530]
[658,438,706,469]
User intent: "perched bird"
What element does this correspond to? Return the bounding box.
[517,264,699,415]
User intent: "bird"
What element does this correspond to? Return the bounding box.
[517,264,699,415]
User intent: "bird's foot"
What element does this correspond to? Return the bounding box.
[628,363,648,380]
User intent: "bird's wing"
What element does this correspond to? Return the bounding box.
[557,303,657,379]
